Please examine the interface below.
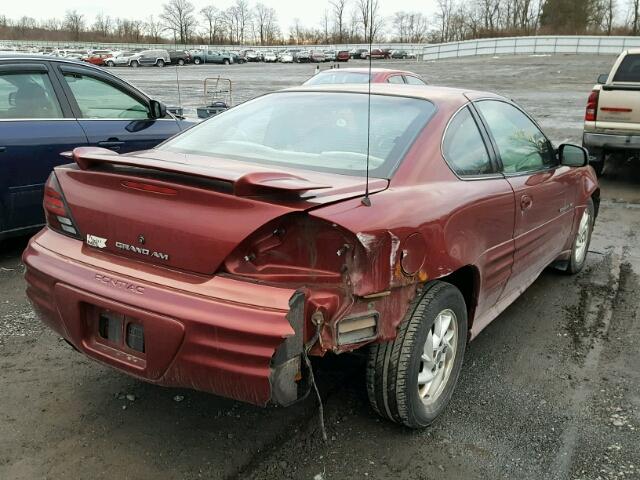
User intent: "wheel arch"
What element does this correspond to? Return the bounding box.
[591,187,601,218]
[436,265,480,334]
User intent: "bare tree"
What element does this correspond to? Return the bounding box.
[200,5,221,44]
[356,0,383,41]
[630,0,640,34]
[145,15,163,43]
[330,0,348,43]
[63,10,84,41]
[93,13,112,38]
[161,0,197,44]
[255,3,277,45]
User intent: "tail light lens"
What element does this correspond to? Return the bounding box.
[223,214,359,284]
[43,173,81,238]
[585,89,599,122]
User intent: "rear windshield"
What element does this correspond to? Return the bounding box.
[305,72,371,85]
[613,54,640,82]
[160,92,436,178]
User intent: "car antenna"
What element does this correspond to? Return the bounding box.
[361,0,374,207]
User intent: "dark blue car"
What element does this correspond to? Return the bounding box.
[0,55,189,240]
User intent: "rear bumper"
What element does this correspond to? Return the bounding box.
[23,229,305,406]
[583,132,640,152]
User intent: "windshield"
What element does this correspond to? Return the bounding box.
[160,92,435,178]
[305,72,372,85]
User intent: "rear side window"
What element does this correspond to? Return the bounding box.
[0,72,63,119]
[63,73,149,119]
[443,107,493,176]
[613,54,640,82]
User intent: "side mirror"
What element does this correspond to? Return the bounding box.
[597,73,608,84]
[149,99,167,119]
[559,144,588,167]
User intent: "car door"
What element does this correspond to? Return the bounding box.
[474,99,575,297]
[0,61,87,234]
[440,105,516,332]
[53,64,182,154]
[138,52,155,67]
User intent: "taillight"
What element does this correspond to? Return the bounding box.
[585,89,599,122]
[43,173,81,238]
[223,214,360,283]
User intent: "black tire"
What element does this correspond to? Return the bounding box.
[367,281,468,428]
[587,148,605,176]
[194,57,201,65]
[156,59,165,67]
[223,58,230,65]
[130,60,139,68]
[177,58,185,66]
[106,60,115,67]
[564,198,595,275]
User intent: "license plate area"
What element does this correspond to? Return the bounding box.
[92,307,145,356]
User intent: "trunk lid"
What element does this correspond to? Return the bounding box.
[55,147,387,275]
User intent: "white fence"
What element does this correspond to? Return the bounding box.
[422,35,640,61]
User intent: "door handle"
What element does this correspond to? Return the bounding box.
[98,140,125,150]
[520,195,533,211]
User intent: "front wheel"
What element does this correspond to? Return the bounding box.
[106,60,115,67]
[156,59,165,67]
[130,60,139,68]
[564,198,595,275]
[194,57,201,65]
[223,58,230,65]
[177,59,185,66]
[367,281,468,428]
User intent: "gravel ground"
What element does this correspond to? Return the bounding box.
[1,54,639,480]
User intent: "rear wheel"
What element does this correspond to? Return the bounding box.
[564,198,595,275]
[367,281,468,428]
[130,60,139,68]
[156,59,165,67]
[106,60,115,67]
[588,148,605,176]
[194,57,202,65]
[177,58,185,66]
[223,58,230,65]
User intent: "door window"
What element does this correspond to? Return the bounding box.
[475,100,554,174]
[387,75,405,84]
[63,73,149,119]
[442,107,493,176]
[405,76,426,85]
[0,71,63,119]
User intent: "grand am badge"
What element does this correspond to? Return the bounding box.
[86,234,107,249]
[115,241,170,261]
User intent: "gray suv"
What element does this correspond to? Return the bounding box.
[130,49,171,68]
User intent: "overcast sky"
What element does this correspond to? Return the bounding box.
[5,1,439,32]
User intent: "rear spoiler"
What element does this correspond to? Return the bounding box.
[61,147,331,197]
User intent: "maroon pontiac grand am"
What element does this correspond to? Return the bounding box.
[24,84,599,428]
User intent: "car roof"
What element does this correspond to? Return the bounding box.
[625,48,640,55]
[0,53,93,67]
[281,83,503,106]
[317,67,417,75]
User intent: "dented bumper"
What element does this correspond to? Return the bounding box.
[23,229,305,406]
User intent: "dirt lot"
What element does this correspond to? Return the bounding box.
[1,55,639,480]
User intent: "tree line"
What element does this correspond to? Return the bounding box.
[1,0,639,46]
